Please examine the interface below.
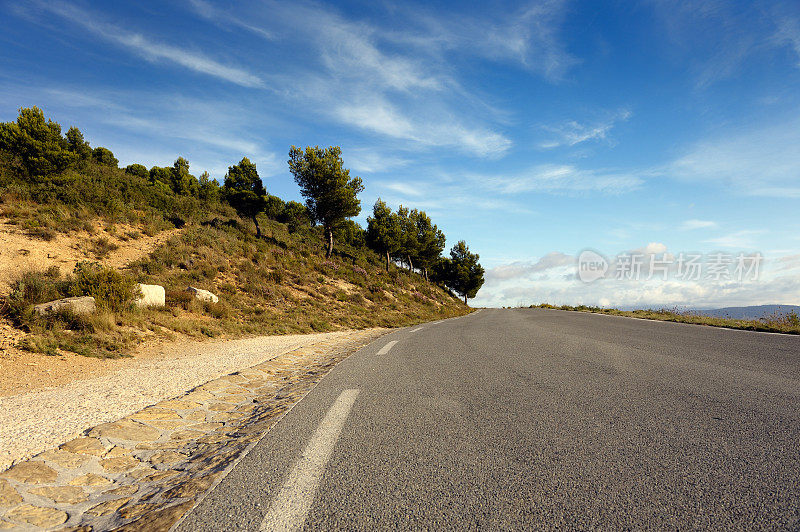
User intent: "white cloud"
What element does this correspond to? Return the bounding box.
[773,16,800,68]
[344,150,409,174]
[480,164,643,195]
[384,0,578,81]
[668,115,800,196]
[37,87,281,175]
[540,109,631,149]
[634,242,668,255]
[382,182,424,197]
[474,245,800,309]
[703,230,764,249]
[31,1,264,88]
[187,0,276,41]
[681,219,718,230]
[184,1,530,158]
[487,252,574,281]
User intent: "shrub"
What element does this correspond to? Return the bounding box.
[2,266,69,324]
[125,163,149,179]
[267,270,284,284]
[166,289,194,310]
[92,147,118,167]
[69,262,139,311]
[92,236,119,258]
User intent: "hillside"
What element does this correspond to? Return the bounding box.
[0,108,473,360]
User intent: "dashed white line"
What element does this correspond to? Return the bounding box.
[376,340,398,355]
[259,389,360,532]
[409,327,423,333]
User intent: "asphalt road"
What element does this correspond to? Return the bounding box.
[177,308,800,530]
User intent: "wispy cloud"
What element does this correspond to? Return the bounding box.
[681,219,717,230]
[34,86,281,175]
[668,114,800,196]
[187,0,276,41]
[344,150,409,174]
[382,182,424,197]
[703,230,764,249]
[773,16,800,67]
[480,164,643,195]
[649,1,800,88]
[384,0,578,81]
[30,1,264,88]
[539,109,631,149]
[185,1,549,158]
[487,252,574,281]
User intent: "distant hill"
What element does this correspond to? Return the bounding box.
[693,305,800,320]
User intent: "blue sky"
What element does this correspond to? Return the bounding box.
[2,0,800,308]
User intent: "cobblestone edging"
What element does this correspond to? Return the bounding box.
[0,329,387,531]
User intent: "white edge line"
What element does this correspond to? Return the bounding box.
[259,389,360,531]
[168,338,379,531]
[376,341,398,355]
[170,312,478,530]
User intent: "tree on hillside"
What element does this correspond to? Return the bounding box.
[335,219,366,250]
[171,157,198,196]
[264,194,286,220]
[224,157,267,238]
[287,145,364,258]
[281,200,311,233]
[125,163,149,179]
[444,241,485,304]
[0,107,77,176]
[198,171,220,202]
[149,165,172,192]
[65,126,91,165]
[412,210,446,281]
[92,147,118,167]
[367,199,402,271]
[395,206,420,271]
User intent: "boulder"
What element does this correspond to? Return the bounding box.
[186,286,219,303]
[135,283,165,308]
[33,296,96,316]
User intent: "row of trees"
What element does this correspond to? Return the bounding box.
[0,107,485,303]
[366,201,483,302]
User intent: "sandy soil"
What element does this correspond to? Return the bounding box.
[0,221,181,363]
[0,329,385,470]
[0,221,180,294]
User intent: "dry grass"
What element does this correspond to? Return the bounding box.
[532,304,800,334]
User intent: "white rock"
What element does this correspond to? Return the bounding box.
[186,286,219,303]
[135,284,165,308]
[33,296,96,316]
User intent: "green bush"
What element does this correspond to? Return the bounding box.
[92,147,118,167]
[2,266,69,324]
[125,163,149,179]
[69,262,139,311]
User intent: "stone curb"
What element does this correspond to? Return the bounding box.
[0,329,387,531]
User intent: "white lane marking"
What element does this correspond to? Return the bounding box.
[260,389,360,532]
[409,327,423,333]
[376,340,397,355]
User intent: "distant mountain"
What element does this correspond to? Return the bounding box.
[693,305,800,320]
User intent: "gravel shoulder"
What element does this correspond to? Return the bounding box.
[0,329,386,471]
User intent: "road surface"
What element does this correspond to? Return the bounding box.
[177,308,800,530]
